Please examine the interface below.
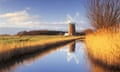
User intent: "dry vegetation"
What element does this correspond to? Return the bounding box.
[85,0,120,68]
[87,0,120,30]
[85,29,120,66]
[0,35,80,53]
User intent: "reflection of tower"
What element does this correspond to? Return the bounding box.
[67,42,75,57]
[68,23,75,36]
[68,42,75,52]
[67,42,79,64]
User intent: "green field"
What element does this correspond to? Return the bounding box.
[0,35,65,44]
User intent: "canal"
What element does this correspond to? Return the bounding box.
[0,40,91,72]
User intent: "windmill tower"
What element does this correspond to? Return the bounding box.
[67,13,79,36]
[68,22,75,36]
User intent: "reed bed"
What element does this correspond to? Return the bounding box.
[85,29,120,66]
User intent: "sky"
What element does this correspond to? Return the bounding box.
[0,0,91,34]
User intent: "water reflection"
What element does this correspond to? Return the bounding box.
[67,42,79,64]
[0,41,75,72]
[59,41,79,64]
[0,40,91,72]
[89,59,120,72]
[0,40,118,72]
[87,55,120,72]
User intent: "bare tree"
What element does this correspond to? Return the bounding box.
[87,0,120,31]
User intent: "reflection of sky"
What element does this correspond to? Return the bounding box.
[59,42,87,64]
[0,0,92,34]
[14,42,90,72]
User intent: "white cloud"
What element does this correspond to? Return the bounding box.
[0,11,68,28]
[0,10,40,27]
[0,10,29,22]
[0,9,69,28]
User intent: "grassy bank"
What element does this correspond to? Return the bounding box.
[0,35,81,62]
[85,29,120,67]
[0,35,64,44]
[0,35,81,53]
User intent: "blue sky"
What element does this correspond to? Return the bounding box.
[0,0,91,34]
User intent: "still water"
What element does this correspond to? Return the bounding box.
[1,41,91,72]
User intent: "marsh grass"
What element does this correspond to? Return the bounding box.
[85,29,120,67]
[0,35,80,53]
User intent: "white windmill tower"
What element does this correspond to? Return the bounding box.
[67,12,79,36]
